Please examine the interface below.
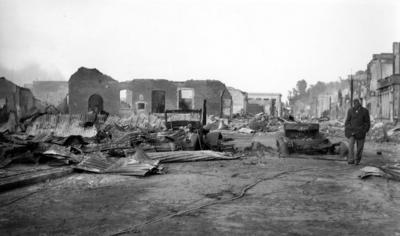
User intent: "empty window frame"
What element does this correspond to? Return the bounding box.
[178,88,194,110]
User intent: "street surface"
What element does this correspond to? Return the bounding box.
[1,133,400,236]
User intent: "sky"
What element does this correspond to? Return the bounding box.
[0,0,399,100]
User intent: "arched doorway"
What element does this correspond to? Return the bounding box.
[88,94,103,112]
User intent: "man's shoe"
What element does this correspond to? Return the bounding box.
[348,161,355,164]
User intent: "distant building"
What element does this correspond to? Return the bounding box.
[352,70,368,106]
[247,93,282,116]
[313,94,332,118]
[227,87,248,115]
[291,99,310,119]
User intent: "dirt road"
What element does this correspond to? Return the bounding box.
[1,135,400,235]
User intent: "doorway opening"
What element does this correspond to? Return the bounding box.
[152,90,166,113]
[88,94,103,112]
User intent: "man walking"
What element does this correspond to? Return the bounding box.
[345,99,371,165]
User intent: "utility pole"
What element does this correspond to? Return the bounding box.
[329,96,331,118]
[350,74,354,108]
[202,99,207,125]
[314,97,318,118]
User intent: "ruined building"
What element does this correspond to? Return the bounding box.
[119,79,232,117]
[0,77,43,124]
[301,42,399,121]
[68,67,120,115]
[68,67,233,117]
[366,53,393,118]
[377,42,400,121]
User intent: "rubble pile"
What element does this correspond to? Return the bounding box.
[0,112,237,177]
[229,113,254,130]
[206,112,284,134]
[367,122,387,142]
[242,141,277,157]
[387,125,400,142]
[319,120,345,138]
[367,122,400,143]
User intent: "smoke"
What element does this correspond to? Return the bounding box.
[0,63,65,86]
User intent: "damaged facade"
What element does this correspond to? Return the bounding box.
[119,79,175,115]
[377,42,400,121]
[366,53,393,118]
[123,79,233,117]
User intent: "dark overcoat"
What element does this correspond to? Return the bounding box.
[344,106,371,139]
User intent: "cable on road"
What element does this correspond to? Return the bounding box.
[110,168,312,236]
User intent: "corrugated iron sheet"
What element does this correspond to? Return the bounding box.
[75,149,160,176]
[75,152,112,173]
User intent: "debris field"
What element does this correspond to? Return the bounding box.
[1,109,400,235]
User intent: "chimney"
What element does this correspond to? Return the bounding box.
[394,42,400,75]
